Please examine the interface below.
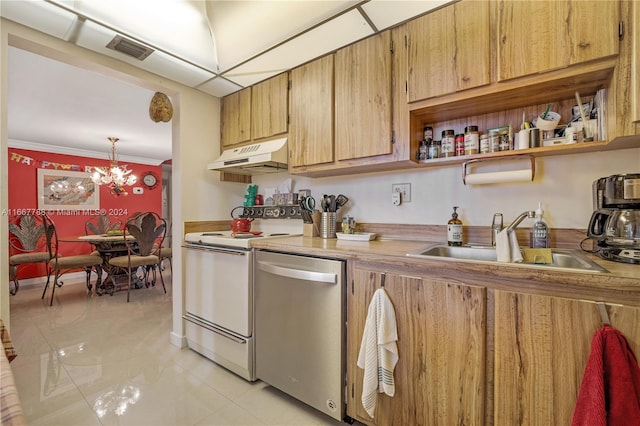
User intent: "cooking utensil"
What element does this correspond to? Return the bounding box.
[299,196,315,223]
[541,103,551,119]
[335,194,349,210]
[329,195,336,212]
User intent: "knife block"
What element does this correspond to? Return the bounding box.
[303,212,321,237]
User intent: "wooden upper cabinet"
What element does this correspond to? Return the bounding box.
[407,0,490,102]
[220,87,251,148]
[497,0,620,81]
[289,55,334,169]
[335,31,393,161]
[251,72,289,141]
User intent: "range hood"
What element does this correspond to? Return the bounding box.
[208,137,288,175]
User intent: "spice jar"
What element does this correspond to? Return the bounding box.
[441,130,455,157]
[423,126,434,142]
[464,125,479,155]
[455,133,465,156]
[480,134,490,154]
[418,139,427,160]
[427,139,440,159]
[489,129,500,152]
[498,128,511,151]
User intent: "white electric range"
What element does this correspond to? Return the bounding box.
[182,215,303,381]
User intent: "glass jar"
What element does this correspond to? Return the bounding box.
[498,129,511,151]
[441,130,455,157]
[489,129,500,152]
[423,126,433,142]
[419,139,427,160]
[479,134,490,154]
[427,139,440,159]
[464,125,479,155]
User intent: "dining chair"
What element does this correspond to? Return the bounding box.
[44,215,104,306]
[155,221,172,271]
[108,212,166,302]
[85,213,122,235]
[8,213,53,296]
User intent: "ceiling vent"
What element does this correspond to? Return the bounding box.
[106,35,154,61]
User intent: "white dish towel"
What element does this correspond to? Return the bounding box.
[357,287,399,418]
[496,229,523,263]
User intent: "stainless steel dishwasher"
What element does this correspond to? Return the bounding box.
[255,250,346,421]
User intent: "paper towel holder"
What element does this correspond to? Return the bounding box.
[462,155,535,185]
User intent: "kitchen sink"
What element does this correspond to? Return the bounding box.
[406,244,609,273]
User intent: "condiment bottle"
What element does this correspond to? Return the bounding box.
[455,133,465,156]
[341,217,350,234]
[464,126,479,155]
[441,130,455,157]
[529,202,550,248]
[447,206,463,246]
[480,134,490,154]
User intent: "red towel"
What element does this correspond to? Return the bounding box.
[572,325,640,426]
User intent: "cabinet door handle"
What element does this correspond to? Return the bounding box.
[578,42,591,48]
[461,76,471,82]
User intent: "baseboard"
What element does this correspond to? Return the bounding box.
[170,331,187,348]
[13,272,88,290]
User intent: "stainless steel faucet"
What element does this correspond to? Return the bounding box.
[491,213,504,246]
[505,210,536,232]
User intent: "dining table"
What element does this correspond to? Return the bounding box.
[61,234,143,295]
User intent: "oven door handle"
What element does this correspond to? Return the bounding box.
[182,244,248,256]
[257,261,337,284]
[183,315,246,344]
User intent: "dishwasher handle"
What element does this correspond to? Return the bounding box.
[257,261,337,284]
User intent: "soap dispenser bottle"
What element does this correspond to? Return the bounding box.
[447,206,463,246]
[530,202,550,248]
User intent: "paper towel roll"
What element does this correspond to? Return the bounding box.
[464,169,532,185]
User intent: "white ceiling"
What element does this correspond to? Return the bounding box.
[2,0,451,164]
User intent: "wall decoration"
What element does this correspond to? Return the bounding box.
[141,171,159,189]
[37,169,99,211]
[149,92,173,122]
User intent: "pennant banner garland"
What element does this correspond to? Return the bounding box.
[11,150,103,173]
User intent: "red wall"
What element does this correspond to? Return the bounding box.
[8,147,163,279]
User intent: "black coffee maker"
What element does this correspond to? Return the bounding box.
[587,173,640,264]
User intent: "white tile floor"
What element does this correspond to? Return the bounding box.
[8,271,346,425]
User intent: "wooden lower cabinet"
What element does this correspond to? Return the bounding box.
[494,291,640,425]
[346,263,486,425]
[347,264,640,425]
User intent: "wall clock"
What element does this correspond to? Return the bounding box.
[142,171,159,189]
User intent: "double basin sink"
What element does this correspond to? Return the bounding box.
[406,244,609,273]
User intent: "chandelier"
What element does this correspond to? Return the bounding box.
[92,137,137,196]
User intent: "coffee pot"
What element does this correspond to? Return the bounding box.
[586,174,640,264]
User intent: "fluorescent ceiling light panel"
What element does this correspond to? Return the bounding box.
[208,0,358,72]
[225,9,374,87]
[361,0,453,30]
[75,20,215,87]
[67,0,218,70]
[0,0,78,39]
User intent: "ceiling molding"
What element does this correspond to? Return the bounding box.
[9,139,163,166]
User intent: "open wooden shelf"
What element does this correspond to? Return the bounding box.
[413,136,639,169]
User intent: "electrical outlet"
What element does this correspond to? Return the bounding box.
[392,192,401,206]
[392,183,411,203]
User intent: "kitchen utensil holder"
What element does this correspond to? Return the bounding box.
[320,212,337,239]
